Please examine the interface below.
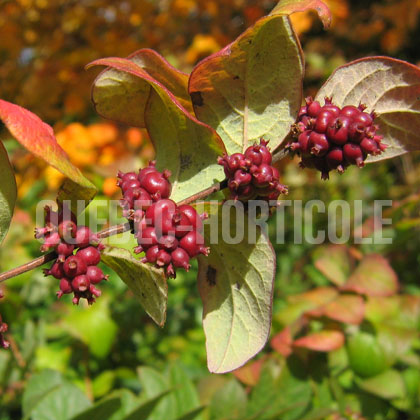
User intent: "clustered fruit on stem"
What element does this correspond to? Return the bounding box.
[0,291,9,349]
[118,161,210,278]
[218,139,288,201]
[37,205,107,305]
[288,97,387,180]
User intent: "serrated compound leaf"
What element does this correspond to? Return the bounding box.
[322,295,365,325]
[356,370,406,400]
[90,49,193,127]
[88,57,226,203]
[196,203,275,373]
[313,245,352,286]
[189,14,304,154]
[101,246,167,327]
[293,330,345,352]
[0,141,16,245]
[315,57,420,162]
[0,99,96,207]
[341,254,398,297]
[270,0,332,29]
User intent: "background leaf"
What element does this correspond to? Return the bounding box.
[89,57,226,202]
[0,99,96,207]
[293,330,345,352]
[189,14,304,154]
[197,203,275,373]
[315,57,420,162]
[101,246,168,327]
[0,141,16,245]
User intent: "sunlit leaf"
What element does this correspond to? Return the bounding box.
[321,294,365,325]
[313,245,352,286]
[356,370,406,400]
[294,330,345,352]
[189,14,304,154]
[0,141,16,245]
[0,99,96,208]
[197,203,275,373]
[341,254,398,297]
[316,57,420,162]
[101,246,168,327]
[89,57,226,202]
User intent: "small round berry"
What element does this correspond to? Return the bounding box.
[343,143,365,167]
[45,261,65,279]
[307,100,322,117]
[138,162,158,183]
[171,247,191,271]
[314,110,335,133]
[117,171,137,185]
[77,246,101,266]
[326,116,352,145]
[251,163,274,187]
[122,179,141,193]
[326,147,344,169]
[58,220,77,241]
[179,231,208,257]
[298,130,311,155]
[136,226,159,249]
[360,137,380,155]
[340,105,361,119]
[56,243,75,262]
[160,235,178,251]
[322,104,340,117]
[354,112,373,127]
[86,266,107,284]
[63,255,87,278]
[57,278,73,298]
[156,250,171,267]
[74,226,95,248]
[72,275,90,292]
[140,172,171,199]
[144,245,160,263]
[309,132,329,156]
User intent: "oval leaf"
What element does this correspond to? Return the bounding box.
[189,14,304,154]
[270,0,332,29]
[341,254,398,297]
[101,246,167,327]
[322,294,365,325]
[90,49,193,127]
[0,99,96,206]
[0,142,16,245]
[88,57,226,202]
[293,330,345,352]
[197,203,276,373]
[313,245,352,286]
[315,57,420,162]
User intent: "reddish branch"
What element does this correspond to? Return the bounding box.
[0,181,225,283]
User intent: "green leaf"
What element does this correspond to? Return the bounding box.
[168,363,201,419]
[0,141,16,245]
[71,397,121,420]
[22,370,64,417]
[101,246,168,326]
[341,254,398,297]
[315,57,420,162]
[60,298,117,358]
[189,14,304,154]
[175,407,206,420]
[356,370,406,400]
[88,56,226,203]
[270,0,332,29]
[89,49,193,127]
[196,203,276,373]
[313,245,351,286]
[0,99,96,210]
[124,391,171,420]
[209,379,247,420]
[27,381,91,420]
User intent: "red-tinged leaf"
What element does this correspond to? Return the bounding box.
[294,330,345,352]
[189,14,304,154]
[0,142,16,245]
[341,254,398,297]
[232,358,266,386]
[89,49,192,127]
[89,57,226,203]
[313,245,352,286]
[288,286,338,307]
[271,327,293,357]
[0,100,96,208]
[322,295,365,325]
[270,0,332,29]
[316,57,420,162]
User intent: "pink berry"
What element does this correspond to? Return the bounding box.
[360,137,380,155]
[74,226,94,248]
[179,231,208,258]
[140,172,171,200]
[58,220,77,241]
[326,147,344,169]
[171,247,191,271]
[57,278,73,298]
[56,242,75,262]
[40,232,61,252]
[45,261,65,279]
[136,226,158,249]
[63,255,87,278]
[343,143,365,167]
[145,199,177,235]
[144,245,160,263]
[77,246,101,266]
[72,275,90,292]
[326,116,352,145]
[314,110,335,133]
[340,105,361,119]
[86,266,107,284]
[251,163,274,187]
[122,179,141,193]
[156,249,171,267]
[309,132,329,156]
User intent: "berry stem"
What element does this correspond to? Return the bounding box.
[0,181,227,283]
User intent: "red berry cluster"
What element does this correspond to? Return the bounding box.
[118,163,209,278]
[0,291,9,349]
[218,139,288,201]
[36,206,107,305]
[288,97,387,179]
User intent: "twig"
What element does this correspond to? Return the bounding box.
[0,182,226,283]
